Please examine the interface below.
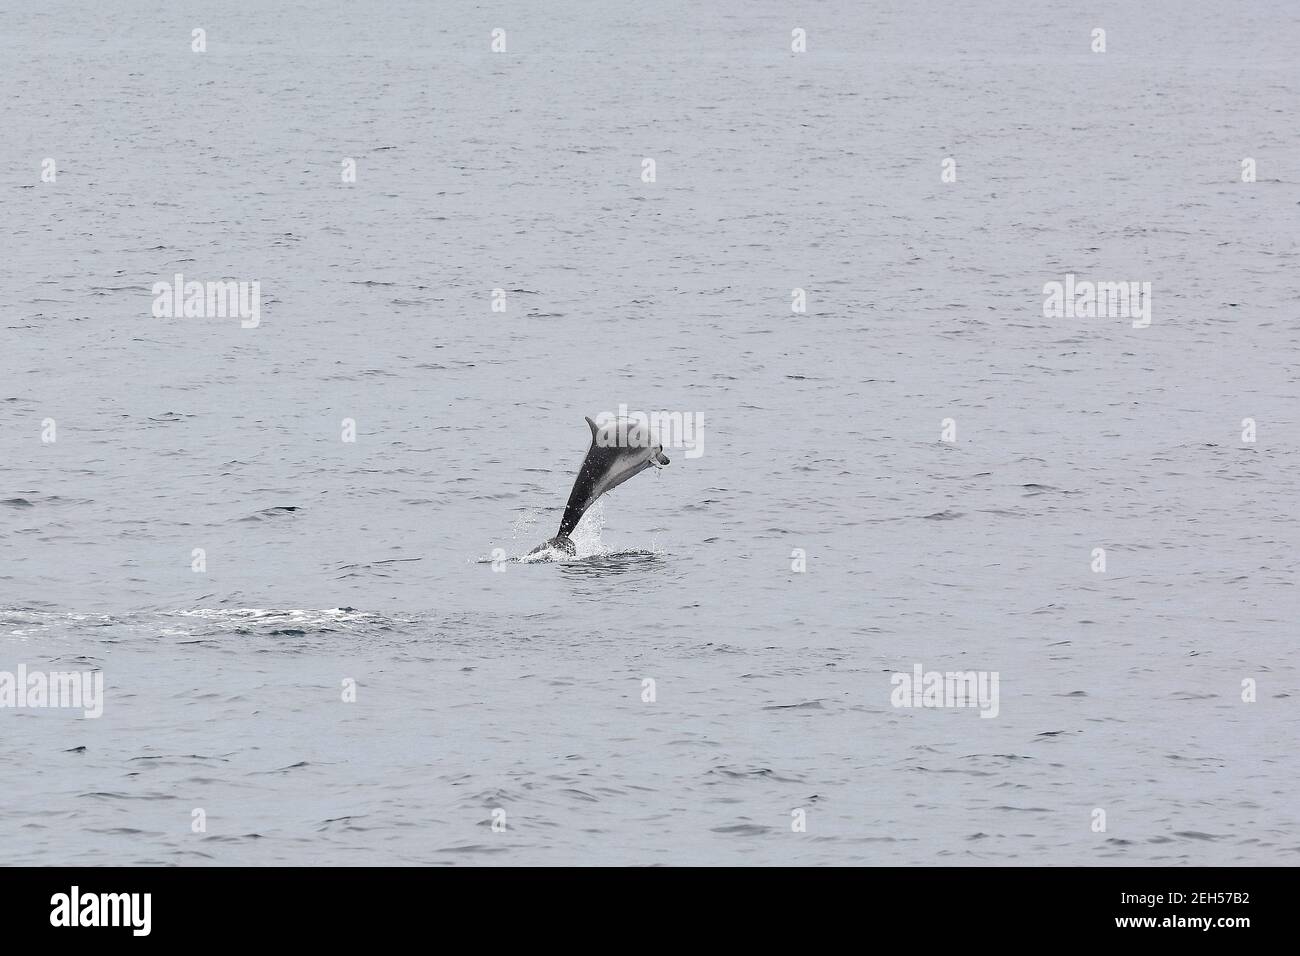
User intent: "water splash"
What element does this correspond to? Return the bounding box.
[168,607,390,634]
[568,500,606,557]
[483,500,665,565]
[510,509,542,541]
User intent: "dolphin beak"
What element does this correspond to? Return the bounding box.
[652,450,669,467]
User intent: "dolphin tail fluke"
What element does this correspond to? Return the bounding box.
[527,535,576,558]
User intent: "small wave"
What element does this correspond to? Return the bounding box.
[557,550,665,574]
[0,608,122,636]
[237,506,301,522]
[168,607,390,635]
[762,700,825,711]
[711,823,774,836]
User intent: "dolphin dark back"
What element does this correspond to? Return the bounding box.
[558,446,606,537]
[557,445,653,537]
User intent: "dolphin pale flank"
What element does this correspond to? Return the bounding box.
[527,416,670,558]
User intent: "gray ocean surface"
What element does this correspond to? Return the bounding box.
[2,1,1299,865]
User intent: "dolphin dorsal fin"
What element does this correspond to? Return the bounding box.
[585,416,598,438]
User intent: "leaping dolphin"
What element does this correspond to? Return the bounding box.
[527,416,670,557]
